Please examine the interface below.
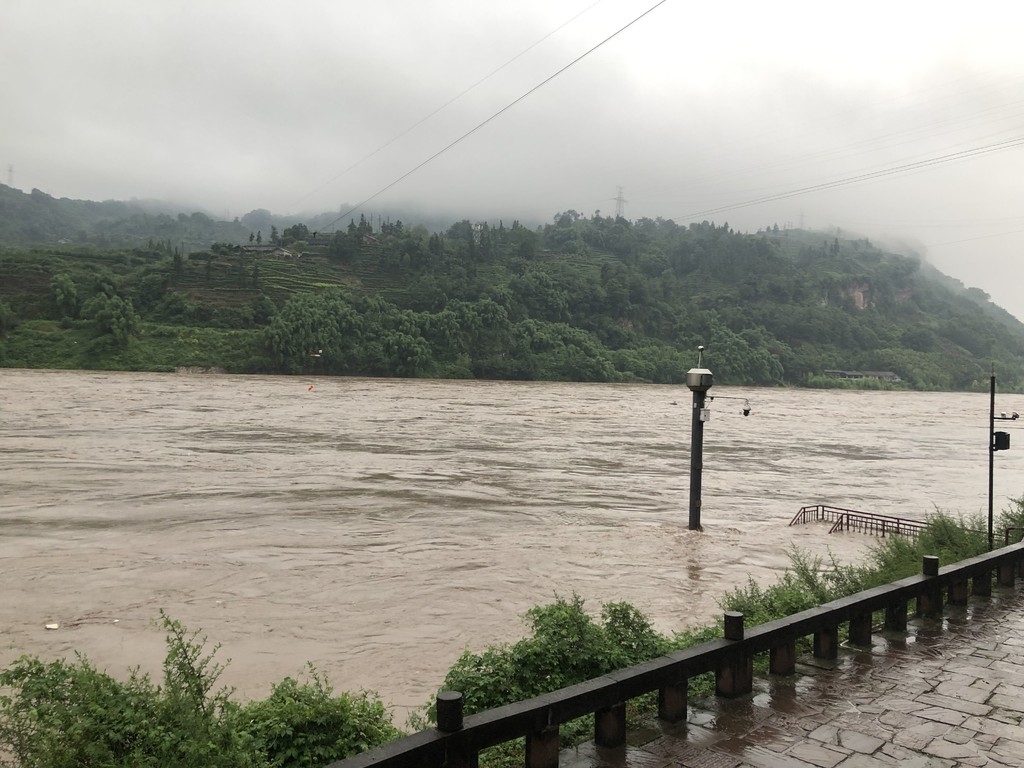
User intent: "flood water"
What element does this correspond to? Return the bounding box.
[2,369,1022,723]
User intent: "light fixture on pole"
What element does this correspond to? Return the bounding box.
[686,345,713,531]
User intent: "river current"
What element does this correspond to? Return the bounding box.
[2,369,1022,722]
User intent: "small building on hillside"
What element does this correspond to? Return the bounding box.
[242,245,299,259]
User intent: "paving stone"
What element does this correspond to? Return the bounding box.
[875,699,927,715]
[932,679,994,704]
[972,648,1010,661]
[993,681,1024,697]
[915,691,993,716]
[990,739,1024,764]
[878,710,929,730]
[942,725,980,745]
[784,740,850,767]
[733,744,819,767]
[808,724,840,745]
[922,736,984,760]
[972,715,1024,744]
[829,715,893,742]
[879,741,951,764]
[639,738,739,768]
[911,705,969,726]
[988,660,1024,685]
[833,754,897,767]
[836,730,885,754]
[892,720,954,751]
[561,741,672,768]
[983,756,1022,768]
[989,709,1024,726]
[854,703,886,715]
[742,724,801,752]
[989,692,1024,713]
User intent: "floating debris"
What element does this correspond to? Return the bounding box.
[44,623,59,630]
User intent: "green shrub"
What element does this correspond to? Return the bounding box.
[999,495,1024,542]
[434,594,670,721]
[719,545,866,626]
[0,614,401,768]
[240,669,401,768]
[0,613,257,768]
[863,510,989,587]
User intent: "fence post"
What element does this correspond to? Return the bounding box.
[716,612,753,697]
[813,623,839,660]
[948,579,969,605]
[884,600,908,631]
[848,613,873,646]
[770,641,796,675]
[526,727,559,768]
[658,678,688,723]
[973,570,992,596]
[436,691,464,733]
[998,561,1016,586]
[437,691,476,768]
[595,702,626,748]
[918,556,942,616]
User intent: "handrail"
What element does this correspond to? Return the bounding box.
[828,511,927,537]
[790,504,928,538]
[789,503,868,526]
[328,541,1024,768]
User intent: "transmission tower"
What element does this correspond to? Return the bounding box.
[613,186,628,218]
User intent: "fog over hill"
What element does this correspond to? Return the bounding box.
[3,1,1024,322]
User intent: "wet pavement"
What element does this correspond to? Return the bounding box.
[561,584,1024,767]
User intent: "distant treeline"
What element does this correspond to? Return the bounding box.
[2,202,1023,391]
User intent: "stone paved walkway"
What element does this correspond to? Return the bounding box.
[561,584,1024,767]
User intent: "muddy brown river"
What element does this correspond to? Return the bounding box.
[2,369,1022,724]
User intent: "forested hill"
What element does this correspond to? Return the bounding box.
[1,190,1023,391]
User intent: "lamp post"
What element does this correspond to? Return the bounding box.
[989,370,1019,550]
[686,346,713,531]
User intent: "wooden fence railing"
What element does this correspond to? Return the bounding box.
[327,541,1024,768]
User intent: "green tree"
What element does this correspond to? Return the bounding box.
[50,273,80,319]
[0,300,15,336]
[83,294,140,347]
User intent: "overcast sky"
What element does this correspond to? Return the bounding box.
[4,1,1024,320]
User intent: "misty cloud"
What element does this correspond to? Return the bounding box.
[3,0,1023,319]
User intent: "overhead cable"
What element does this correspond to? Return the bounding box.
[320,0,671,232]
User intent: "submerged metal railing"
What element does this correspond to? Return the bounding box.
[789,504,927,537]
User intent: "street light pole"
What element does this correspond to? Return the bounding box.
[989,373,995,551]
[686,346,713,531]
[989,370,1020,550]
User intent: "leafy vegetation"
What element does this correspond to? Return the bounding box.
[0,613,399,768]
[2,186,1023,389]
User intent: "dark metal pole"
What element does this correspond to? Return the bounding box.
[989,373,995,551]
[689,387,707,531]
[685,350,713,531]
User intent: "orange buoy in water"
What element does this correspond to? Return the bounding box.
[308,385,314,392]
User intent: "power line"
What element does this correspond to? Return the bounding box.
[321,0,671,232]
[294,1,608,210]
[926,227,1024,249]
[680,135,1024,221]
